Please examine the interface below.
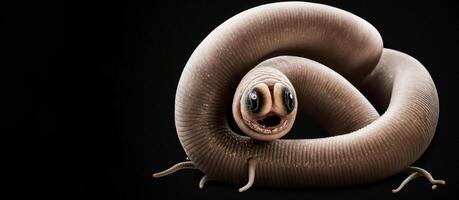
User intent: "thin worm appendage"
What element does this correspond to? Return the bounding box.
[392,166,446,193]
[199,175,210,189]
[392,172,421,193]
[239,159,257,192]
[408,167,446,185]
[153,161,195,178]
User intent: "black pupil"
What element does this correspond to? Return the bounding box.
[284,88,294,113]
[247,90,261,113]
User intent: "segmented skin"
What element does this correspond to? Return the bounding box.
[172,2,438,187]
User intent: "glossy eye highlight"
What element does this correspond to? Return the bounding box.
[283,88,295,113]
[246,89,262,113]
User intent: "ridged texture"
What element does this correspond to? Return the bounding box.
[173,2,438,187]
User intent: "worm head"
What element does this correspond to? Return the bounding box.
[232,67,297,141]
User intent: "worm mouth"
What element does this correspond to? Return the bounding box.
[258,115,281,127]
[245,113,288,135]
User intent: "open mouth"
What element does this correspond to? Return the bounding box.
[245,113,288,135]
[257,115,281,127]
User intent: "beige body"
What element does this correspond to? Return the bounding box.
[156,2,441,190]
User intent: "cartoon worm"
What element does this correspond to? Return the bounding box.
[153,2,445,193]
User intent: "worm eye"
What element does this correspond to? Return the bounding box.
[246,89,262,113]
[283,88,295,113]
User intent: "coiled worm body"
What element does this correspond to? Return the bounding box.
[154,2,445,192]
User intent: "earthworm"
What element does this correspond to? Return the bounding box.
[153,2,445,192]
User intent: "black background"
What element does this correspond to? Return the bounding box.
[16,0,459,199]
